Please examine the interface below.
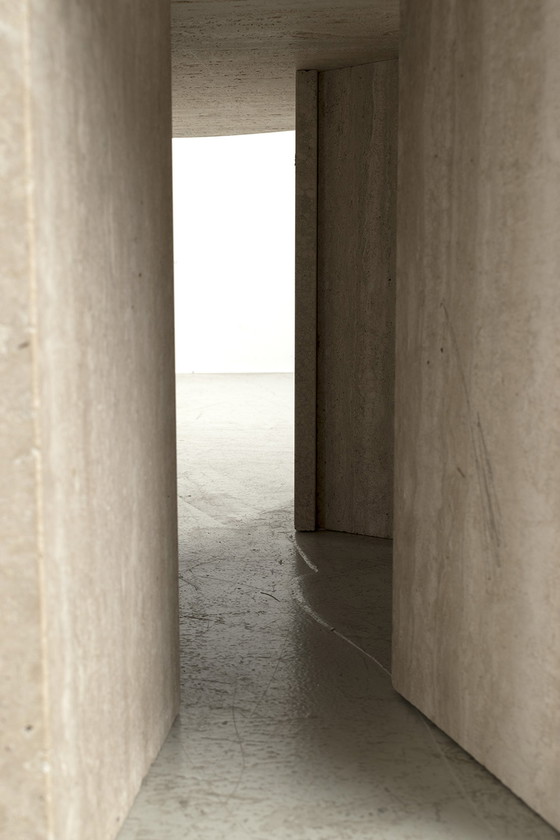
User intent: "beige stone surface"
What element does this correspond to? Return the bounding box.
[393,0,560,831]
[1,3,50,838]
[316,61,398,538]
[294,71,318,532]
[2,1,180,838]
[171,0,398,137]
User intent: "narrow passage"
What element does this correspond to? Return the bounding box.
[118,374,557,840]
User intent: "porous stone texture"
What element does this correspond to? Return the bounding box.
[393,0,560,831]
[2,2,179,838]
[1,3,50,838]
[316,61,398,538]
[294,71,318,532]
[171,0,398,137]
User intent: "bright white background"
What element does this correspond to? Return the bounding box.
[172,132,295,373]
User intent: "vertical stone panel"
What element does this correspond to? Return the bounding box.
[316,61,398,538]
[1,3,50,837]
[394,0,560,830]
[295,70,318,531]
[1,1,179,838]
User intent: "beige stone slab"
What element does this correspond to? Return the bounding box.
[316,61,398,538]
[0,3,49,837]
[1,1,180,838]
[393,0,560,831]
[171,0,398,137]
[294,71,318,532]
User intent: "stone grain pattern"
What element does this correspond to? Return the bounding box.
[316,61,398,538]
[1,3,49,838]
[2,1,180,838]
[171,0,398,136]
[294,71,318,532]
[393,0,560,831]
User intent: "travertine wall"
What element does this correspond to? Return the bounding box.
[1,3,50,836]
[295,61,397,537]
[393,0,560,830]
[1,2,179,838]
[316,61,398,538]
[294,71,319,532]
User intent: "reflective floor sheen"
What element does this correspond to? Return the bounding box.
[118,374,558,840]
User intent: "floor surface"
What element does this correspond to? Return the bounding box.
[118,373,558,840]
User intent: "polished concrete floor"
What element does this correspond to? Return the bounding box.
[118,374,558,840]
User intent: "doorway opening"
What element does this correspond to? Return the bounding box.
[170,129,296,560]
[172,132,295,376]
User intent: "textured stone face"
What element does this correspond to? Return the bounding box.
[2,2,179,838]
[171,0,399,137]
[294,62,398,537]
[294,71,319,532]
[316,61,398,538]
[393,0,560,831]
[1,3,50,838]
